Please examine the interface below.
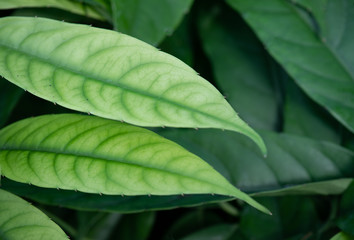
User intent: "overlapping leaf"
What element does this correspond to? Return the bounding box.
[110,0,193,45]
[0,0,103,20]
[0,114,269,214]
[1,178,232,213]
[198,5,279,130]
[227,0,354,133]
[161,129,354,194]
[0,16,265,154]
[0,77,23,127]
[283,79,341,143]
[0,188,68,240]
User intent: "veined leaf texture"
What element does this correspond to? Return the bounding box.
[0,17,266,155]
[0,114,270,214]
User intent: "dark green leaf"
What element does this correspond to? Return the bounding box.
[1,178,232,213]
[284,78,341,143]
[180,224,237,240]
[227,0,354,132]
[110,0,193,45]
[161,129,354,194]
[237,197,318,240]
[76,211,121,240]
[338,181,354,236]
[0,77,23,127]
[253,179,352,197]
[198,4,279,130]
[111,212,155,240]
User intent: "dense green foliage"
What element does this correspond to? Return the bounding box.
[0,0,353,239]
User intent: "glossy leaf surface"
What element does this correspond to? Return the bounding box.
[0,16,265,154]
[227,0,354,132]
[0,188,68,240]
[0,114,268,214]
[110,0,193,45]
[0,0,103,20]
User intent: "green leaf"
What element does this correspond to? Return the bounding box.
[112,212,155,240]
[0,0,103,20]
[0,16,266,154]
[253,178,353,197]
[180,224,237,240]
[159,16,194,66]
[76,211,121,240]
[0,188,68,240]
[110,0,193,45]
[0,114,269,214]
[338,181,354,236]
[283,78,341,143]
[236,197,318,240]
[1,178,233,213]
[227,0,354,133]
[198,4,279,130]
[330,232,354,240]
[161,129,354,194]
[0,77,23,127]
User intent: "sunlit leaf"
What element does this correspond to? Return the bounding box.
[0,16,265,154]
[0,188,68,240]
[0,0,103,20]
[0,114,269,214]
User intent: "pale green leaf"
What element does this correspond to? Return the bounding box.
[227,0,354,133]
[0,114,269,214]
[0,188,68,240]
[0,0,103,20]
[0,16,266,155]
[110,0,193,45]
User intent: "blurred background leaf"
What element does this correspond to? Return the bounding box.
[110,0,193,45]
[227,0,354,133]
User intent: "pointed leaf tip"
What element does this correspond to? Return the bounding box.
[0,114,267,213]
[0,16,266,153]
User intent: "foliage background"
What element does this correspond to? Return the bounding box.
[0,0,354,239]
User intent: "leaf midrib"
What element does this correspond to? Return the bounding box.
[0,147,235,196]
[0,43,244,132]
